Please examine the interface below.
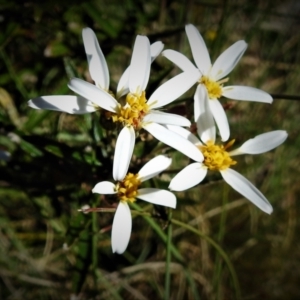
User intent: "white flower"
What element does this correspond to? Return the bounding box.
[67,34,203,179]
[92,155,176,254]
[29,29,203,175]
[28,27,164,114]
[163,24,273,142]
[167,122,288,214]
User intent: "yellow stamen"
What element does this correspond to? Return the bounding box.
[200,76,229,99]
[115,173,141,203]
[199,140,236,171]
[111,91,149,129]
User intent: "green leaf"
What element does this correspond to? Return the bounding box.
[44,144,64,158]
[23,110,52,131]
[19,138,44,157]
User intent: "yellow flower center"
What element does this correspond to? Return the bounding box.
[111,91,149,129]
[200,76,229,99]
[199,140,237,171]
[115,173,141,203]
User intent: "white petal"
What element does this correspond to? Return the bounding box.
[162,49,197,72]
[185,24,211,74]
[220,168,273,214]
[112,202,132,254]
[138,155,172,182]
[222,86,273,103]
[117,41,164,99]
[169,163,207,191]
[143,123,203,162]
[147,69,200,109]
[116,67,130,98]
[137,188,176,208]
[211,41,247,81]
[82,28,109,90]
[28,95,97,114]
[92,181,116,194]
[165,125,201,145]
[68,78,118,112]
[129,35,151,94]
[150,41,164,62]
[209,99,230,142]
[194,85,216,143]
[229,130,288,156]
[143,110,191,127]
[113,126,135,181]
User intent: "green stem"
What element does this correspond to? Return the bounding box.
[218,185,229,242]
[130,203,200,300]
[214,184,229,299]
[131,203,183,262]
[171,218,241,300]
[95,269,123,300]
[164,209,172,300]
[85,203,238,297]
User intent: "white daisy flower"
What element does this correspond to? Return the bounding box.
[67,35,203,180]
[92,155,176,254]
[29,30,203,175]
[162,24,273,141]
[28,27,164,114]
[167,121,288,214]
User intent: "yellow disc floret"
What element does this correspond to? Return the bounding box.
[199,140,237,171]
[200,76,229,99]
[112,91,149,129]
[115,173,141,203]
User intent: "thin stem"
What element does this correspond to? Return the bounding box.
[164,209,172,300]
[173,93,300,106]
[130,203,200,300]
[171,218,241,300]
[95,269,123,300]
[214,184,229,299]
[78,206,153,217]
[78,207,116,213]
[271,93,300,101]
[131,203,183,262]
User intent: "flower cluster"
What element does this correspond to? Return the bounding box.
[29,24,287,254]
